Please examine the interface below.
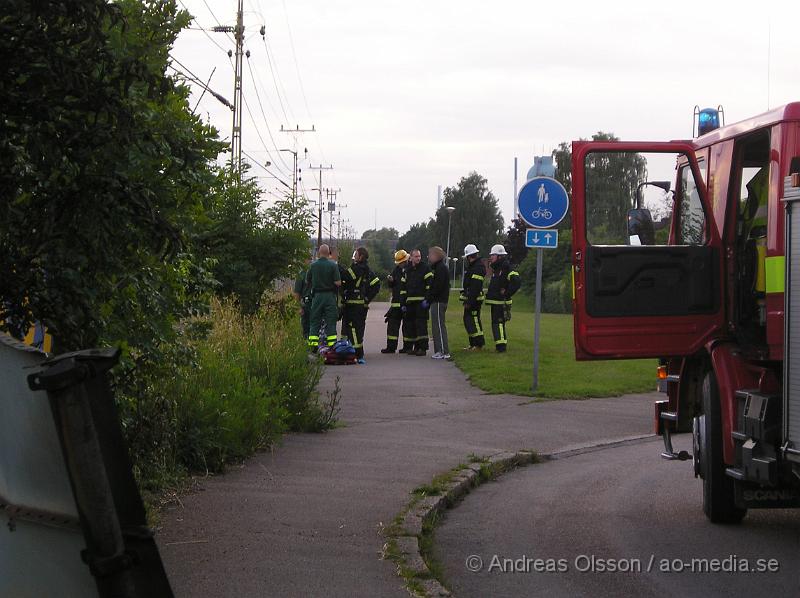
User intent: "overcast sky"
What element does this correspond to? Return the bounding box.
[173,0,799,238]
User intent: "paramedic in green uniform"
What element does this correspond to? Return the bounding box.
[307,244,341,350]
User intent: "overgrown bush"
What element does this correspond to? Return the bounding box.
[118,295,329,495]
[542,277,573,314]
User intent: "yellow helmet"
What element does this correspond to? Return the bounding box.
[394,249,409,264]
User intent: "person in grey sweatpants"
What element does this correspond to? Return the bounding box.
[426,246,451,359]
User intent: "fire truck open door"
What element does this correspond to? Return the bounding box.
[571,141,726,360]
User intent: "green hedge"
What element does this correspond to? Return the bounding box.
[542,276,573,314]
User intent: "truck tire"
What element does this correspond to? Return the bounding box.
[695,371,747,524]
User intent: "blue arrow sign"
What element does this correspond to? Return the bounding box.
[517,176,569,229]
[525,228,558,249]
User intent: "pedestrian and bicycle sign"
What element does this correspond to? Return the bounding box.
[525,228,558,249]
[517,174,570,393]
[517,176,569,229]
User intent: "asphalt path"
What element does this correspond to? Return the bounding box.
[435,434,800,598]
[157,303,659,597]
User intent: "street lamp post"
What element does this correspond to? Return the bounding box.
[451,257,459,287]
[445,205,456,267]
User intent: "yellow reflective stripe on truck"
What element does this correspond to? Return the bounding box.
[765,256,785,294]
[571,266,576,300]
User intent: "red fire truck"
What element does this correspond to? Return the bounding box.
[571,103,800,523]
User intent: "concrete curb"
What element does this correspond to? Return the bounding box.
[384,436,656,597]
[384,450,539,597]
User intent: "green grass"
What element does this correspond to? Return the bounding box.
[445,291,657,398]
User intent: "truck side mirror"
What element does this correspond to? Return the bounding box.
[635,181,672,209]
[627,208,656,245]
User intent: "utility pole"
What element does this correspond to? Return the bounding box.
[335,203,348,243]
[279,147,307,201]
[513,157,518,219]
[213,0,245,181]
[280,124,315,208]
[309,164,334,247]
[325,189,341,244]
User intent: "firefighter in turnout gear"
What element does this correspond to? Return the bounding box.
[460,244,486,349]
[306,244,341,350]
[400,249,433,356]
[382,249,409,354]
[340,246,381,362]
[486,244,521,352]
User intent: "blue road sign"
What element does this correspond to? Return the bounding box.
[525,228,558,249]
[517,176,569,228]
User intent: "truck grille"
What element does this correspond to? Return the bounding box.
[784,176,800,452]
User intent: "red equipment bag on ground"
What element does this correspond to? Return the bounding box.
[322,340,358,365]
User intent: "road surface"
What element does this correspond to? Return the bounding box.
[435,434,800,597]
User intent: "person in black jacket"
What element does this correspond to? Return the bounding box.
[340,246,381,362]
[382,250,409,354]
[400,249,432,356]
[486,244,521,352]
[460,243,485,350]
[426,246,451,359]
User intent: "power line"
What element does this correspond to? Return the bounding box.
[166,61,233,110]
[191,66,216,113]
[245,42,283,126]
[176,0,231,55]
[201,0,235,45]
[242,149,292,188]
[241,93,290,177]
[244,55,293,172]
[280,0,313,120]
[260,35,293,125]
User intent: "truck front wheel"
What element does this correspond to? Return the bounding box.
[693,370,747,524]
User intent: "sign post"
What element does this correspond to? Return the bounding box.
[517,176,570,392]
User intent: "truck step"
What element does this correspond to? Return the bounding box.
[725,467,746,480]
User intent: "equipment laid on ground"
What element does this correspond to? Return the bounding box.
[323,339,358,366]
[570,103,800,523]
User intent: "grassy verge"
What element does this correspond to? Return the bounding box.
[118,296,337,511]
[444,291,657,398]
[383,452,540,596]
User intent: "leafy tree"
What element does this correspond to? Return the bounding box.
[550,132,647,245]
[361,227,399,241]
[359,227,398,274]
[0,0,312,347]
[201,166,313,312]
[0,0,225,352]
[335,239,354,270]
[430,172,504,258]
[553,142,573,195]
[503,218,529,266]
[397,221,434,256]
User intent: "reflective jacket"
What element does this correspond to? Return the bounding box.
[341,260,381,306]
[486,257,521,305]
[401,261,432,305]
[387,263,406,307]
[460,259,486,307]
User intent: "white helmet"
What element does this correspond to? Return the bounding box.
[490,244,507,256]
[463,243,479,258]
